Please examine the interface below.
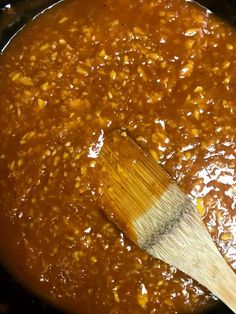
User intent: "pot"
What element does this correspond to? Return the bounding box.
[0,1,235,313]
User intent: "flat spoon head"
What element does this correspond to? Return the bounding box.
[97,130,236,313]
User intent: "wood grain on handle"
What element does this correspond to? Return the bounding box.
[144,195,236,312]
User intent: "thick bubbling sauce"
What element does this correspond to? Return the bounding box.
[0,0,235,313]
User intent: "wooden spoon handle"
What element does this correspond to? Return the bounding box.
[98,130,236,311]
[147,201,236,312]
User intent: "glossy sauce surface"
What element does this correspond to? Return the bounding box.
[0,0,235,313]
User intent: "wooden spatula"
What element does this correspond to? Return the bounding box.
[97,129,236,312]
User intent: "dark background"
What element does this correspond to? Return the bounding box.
[0,0,235,313]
